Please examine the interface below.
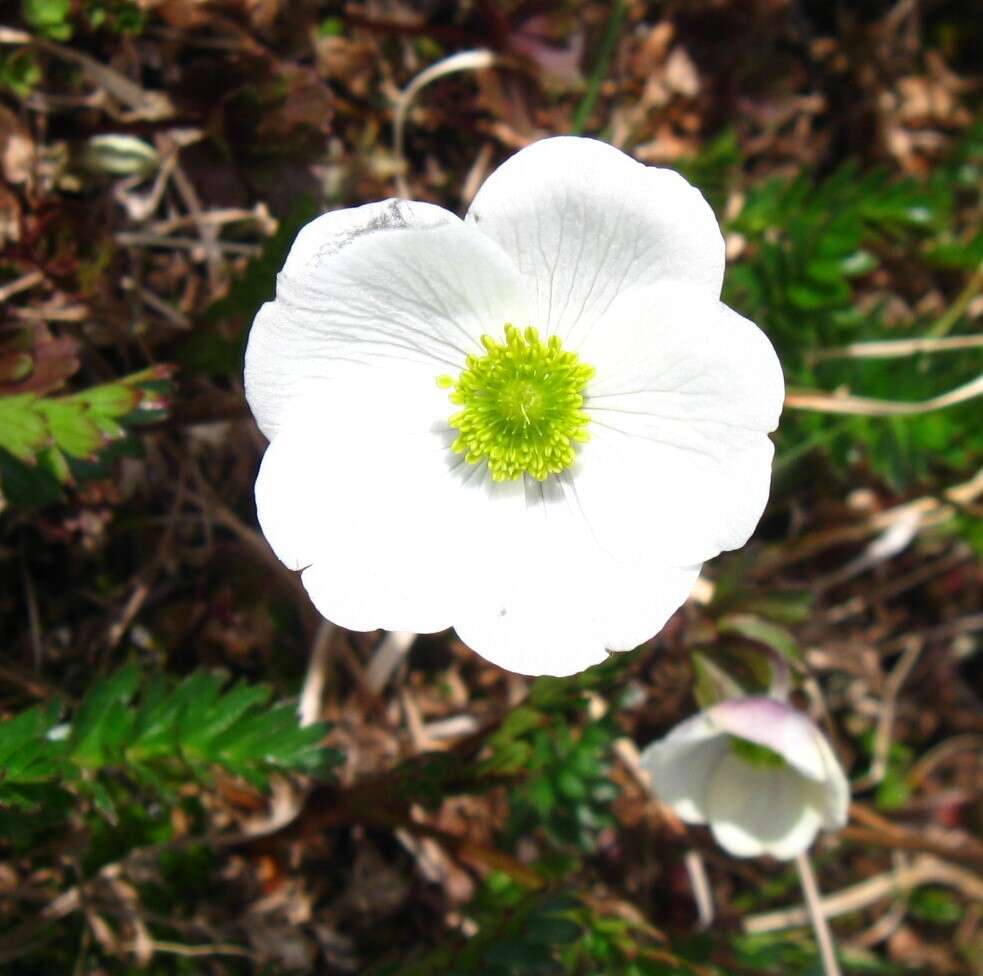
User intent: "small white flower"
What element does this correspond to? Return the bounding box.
[245,137,784,676]
[640,697,849,859]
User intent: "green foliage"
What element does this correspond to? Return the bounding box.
[677,122,983,489]
[873,739,915,812]
[22,0,72,39]
[908,886,964,925]
[317,16,345,37]
[0,665,340,842]
[0,365,171,507]
[731,931,901,975]
[85,0,146,34]
[675,129,743,214]
[0,47,42,97]
[687,559,811,707]
[726,163,948,360]
[481,668,623,852]
[380,874,704,976]
[21,0,146,38]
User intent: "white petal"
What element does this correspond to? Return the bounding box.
[256,380,699,672]
[581,281,784,431]
[452,475,700,676]
[254,373,465,633]
[245,199,530,439]
[813,732,851,828]
[640,729,729,824]
[704,755,823,859]
[569,282,783,567]
[465,137,724,348]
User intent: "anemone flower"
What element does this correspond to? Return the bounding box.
[245,137,783,676]
[640,696,849,859]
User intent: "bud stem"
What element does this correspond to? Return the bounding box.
[795,851,842,976]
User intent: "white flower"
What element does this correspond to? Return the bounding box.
[245,137,784,677]
[640,697,849,859]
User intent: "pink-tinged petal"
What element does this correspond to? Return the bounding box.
[707,697,840,784]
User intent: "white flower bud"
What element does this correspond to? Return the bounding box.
[640,697,848,860]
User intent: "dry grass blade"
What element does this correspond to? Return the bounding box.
[393,49,498,198]
[808,334,983,363]
[784,374,983,416]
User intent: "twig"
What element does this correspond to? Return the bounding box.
[105,582,150,651]
[808,333,983,363]
[366,631,416,694]
[746,854,983,934]
[785,373,983,416]
[0,270,44,303]
[392,49,498,198]
[842,807,983,867]
[684,850,715,929]
[32,37,175,121]
[906,733,983,791]
[848,854,910,950]
[795,852,842,976]
[162,139,225,294]
[114,233,261,256]
[812,509,922,593]
[121,277,192,330]
[146,204,276,236]
[459,142,495,207]
[127,939,252,959]
[298,620,335,727]
[754,467,983,577]
[851,637,923,791]
[823,547,973,625]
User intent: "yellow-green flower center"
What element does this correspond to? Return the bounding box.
[438,325,595,482]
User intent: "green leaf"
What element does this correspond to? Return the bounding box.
[0,367,173,507]
[0,394,48,461]
[691,650,746,709]
[36,399,105,458]
[69,663,141,767]
[22,0,72,39]
[718,613,801,661]
[908,887,963,924]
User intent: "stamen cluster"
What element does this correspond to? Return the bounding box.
[439,325,594,481]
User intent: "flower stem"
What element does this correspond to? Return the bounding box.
[795,851,842,976]
[570,0,626,135]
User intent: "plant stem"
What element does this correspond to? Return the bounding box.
[571,0,626,135]
[795,851,842,976]
[928,263,983,338]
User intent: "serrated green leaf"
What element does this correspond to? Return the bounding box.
[0,394,48,461]
[69,663,141,766]
[75,382,141,417]
[36,399,105,458]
